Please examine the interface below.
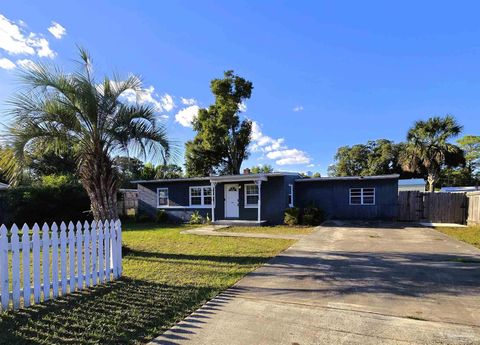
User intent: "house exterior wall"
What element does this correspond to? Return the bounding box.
[137,176,290,224]
[294,178,398,220]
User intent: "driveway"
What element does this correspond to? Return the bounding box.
[150,222,480,345]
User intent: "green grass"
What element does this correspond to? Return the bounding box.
[435,225,480,249]
[219,225,314,235]
[0,223,293,345]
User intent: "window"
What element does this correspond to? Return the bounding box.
[189,186,213,207]
[349,188,375,205]
[245,184,259,207]
[157,188,169,207]
[288,184,294,207]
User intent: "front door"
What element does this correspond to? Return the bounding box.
[224,184,239,218]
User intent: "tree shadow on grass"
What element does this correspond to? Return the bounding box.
[0,277,218,345]
[124,248,272,266]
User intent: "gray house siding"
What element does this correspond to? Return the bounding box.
[137,180,212,223]
[137,176,291,224]
[294,178,398,220]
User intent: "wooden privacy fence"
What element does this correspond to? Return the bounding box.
[398,191,468,224]
[0,219,122,311]
[467,191,480,225]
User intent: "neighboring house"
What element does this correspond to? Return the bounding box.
[133,172,399,225]
[440,186,480,193]
[398,178,425,192]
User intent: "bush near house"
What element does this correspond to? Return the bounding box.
[284,207,301,225]
[284,206,325,226]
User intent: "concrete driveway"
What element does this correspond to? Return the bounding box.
[150,222,480,345]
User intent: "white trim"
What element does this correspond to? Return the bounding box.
[157,187,169,208]
[189,186,213,207]
[349,187,376,205]
[288,184,294,207]
[244,183,259,208]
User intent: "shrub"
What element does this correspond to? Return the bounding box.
[0,183,91,226]
[136,213,152,223]
[301,207,325,226]
[284,207,300,225]
[189,211,204,224]
[155,209,169,223]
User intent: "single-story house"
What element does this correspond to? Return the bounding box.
[133,172,399,225]
[398,178,425,192]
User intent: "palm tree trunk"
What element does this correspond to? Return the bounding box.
[79,150,119,221]
[427,170,437,193]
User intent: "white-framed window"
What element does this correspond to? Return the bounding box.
[157,188,169,207]
[288,184,294,207]
[245,184,259,208]
[349,188,375,205]
[189,186,213,207]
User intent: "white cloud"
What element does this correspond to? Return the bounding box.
[238,102,247,112]
[16,58,36,69]
[0,14,55,58]
[266,149,310,165]
[120,86,175,112]
[181,97,196,106]
[0,57,15,70]
[160,93,175,112]
[250,121,311,166]
[293,105,304,112]
[175,105,200,127]
[47,22,66,39]
[250,121,286,152]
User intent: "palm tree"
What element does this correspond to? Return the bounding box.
[401,115,464,192]
[3,48,172,220]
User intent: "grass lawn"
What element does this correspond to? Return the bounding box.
[0,223,293,345]
[219,225,314,235]
[435,225,480,249]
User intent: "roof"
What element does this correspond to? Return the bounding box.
[398,178,425,186]
[295,174,400,182]
[440,186,480,192]
[132,172,301,184]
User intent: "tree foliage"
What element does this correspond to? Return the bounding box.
[400,115,465,192]
[3,48,172,220]
[329,139,404,176]
[250,165,273,174]
[185,70,253,176]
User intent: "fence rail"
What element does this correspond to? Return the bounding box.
[0,219,122,311]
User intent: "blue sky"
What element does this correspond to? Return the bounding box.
[0,1,479,175]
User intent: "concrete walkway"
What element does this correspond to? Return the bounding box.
[150,222,480,345]
[181,224,307,240]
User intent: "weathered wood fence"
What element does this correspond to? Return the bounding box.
[398,191,468,224]
[0,219,122,311]
[467,191,480,225]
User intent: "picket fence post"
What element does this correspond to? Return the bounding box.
[0,219,122,311]
[22,224,31,307]
[32,223,41,304]
[0,225,9,310]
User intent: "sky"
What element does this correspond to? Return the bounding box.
[0,1,479,176]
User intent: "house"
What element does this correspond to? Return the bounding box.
[440,186,480,193]
[133,172,399,225]
[398,178,425,192]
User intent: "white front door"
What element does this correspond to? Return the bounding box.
[224,184,239,218]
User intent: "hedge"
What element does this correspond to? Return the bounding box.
[0,184,92,226]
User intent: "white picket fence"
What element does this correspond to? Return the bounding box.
[0,219,122,311]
